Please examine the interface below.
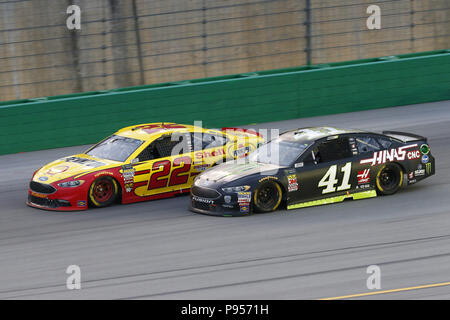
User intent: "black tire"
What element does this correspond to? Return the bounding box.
[253,181,283,213]
[88,176,119,208]
[375,163,403,195]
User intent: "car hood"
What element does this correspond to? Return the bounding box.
[32,154,120,184]
[196,161,282,186]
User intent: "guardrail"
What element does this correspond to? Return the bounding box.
[0,49,449,155]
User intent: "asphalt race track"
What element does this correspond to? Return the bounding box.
[1,100,450,300]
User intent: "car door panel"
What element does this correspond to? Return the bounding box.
[288,136,359,205]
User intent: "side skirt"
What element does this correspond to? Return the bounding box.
[287,190,377,210]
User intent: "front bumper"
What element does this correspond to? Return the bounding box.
[189,186,251,217]
[27,181,89,211]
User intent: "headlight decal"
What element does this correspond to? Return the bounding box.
[221,185,251,193]
[57,180,85,188]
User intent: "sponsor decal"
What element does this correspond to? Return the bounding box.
[408,172,414,180]
[357,169,370,184]
[231,144,252,158]
[124,183,134,192]
[240,205,250,213]
[408,179,417,184]
[193,164,210,171]
[237,192,251,200]
[195,148,226,160]
[414,169,425,177]
[222,204,234,208]
[285,168,296,175]
[360,144,418,166]
[426,162,432,174]
[192,196,214,204]
[287,174,298,192]
[421,154,429,164]
[258,176,278,183]
[122,164,135,192]
[237,192,251,206]
[77,200,87,207]
[420,144,430,155]
[224,195,231,203]
[39,176,49,181]
[94,171,114,178]
[31,192,47,198]
[133,123,187,134]
[46,165,69,176]
[65,157,106,168]
[407,150,421,160]
[356,183,371,189]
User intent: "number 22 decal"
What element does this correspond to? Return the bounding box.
[148,156,191,190]
[318,162,352,194]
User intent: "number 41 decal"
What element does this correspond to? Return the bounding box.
[318,162,352,194]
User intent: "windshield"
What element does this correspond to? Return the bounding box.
[86,135,144,162]
[249,139,310,166]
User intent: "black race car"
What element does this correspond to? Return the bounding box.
[190,127,435,216]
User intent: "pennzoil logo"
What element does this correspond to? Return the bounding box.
[77,200,87,207]
[360,144,418,166]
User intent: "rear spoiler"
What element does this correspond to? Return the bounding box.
[382,130,427,143]
[221,127,263,138]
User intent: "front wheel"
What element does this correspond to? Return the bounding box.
[375,163,403,195]
[253,181,283,213]
[88,176,119,208]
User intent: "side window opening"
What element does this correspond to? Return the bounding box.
[301,149,317,165]
[191,132,228,150]
[202,133,228,149]
[136,134,192,162]
[377,137,393,149]
[316,138,351,163]
[154,136,181,158]
[356,136,381,154]
[170,132,192,155]
[137,144,160,162]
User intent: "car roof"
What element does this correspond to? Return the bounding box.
[115,123,203,141]
[280,127,365,143]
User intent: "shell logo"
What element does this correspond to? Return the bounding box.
[46,165,69,176]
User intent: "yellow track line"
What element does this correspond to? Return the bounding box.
[319,281,450,300]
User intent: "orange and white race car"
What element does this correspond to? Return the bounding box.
[27,123,264,211]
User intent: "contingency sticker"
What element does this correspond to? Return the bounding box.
[122,164,135,192]
[237,192,251,212]
[287,174,298,192]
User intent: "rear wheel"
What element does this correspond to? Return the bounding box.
[253,181,282,213]
[375,163,403,195]
[88,176,119,208]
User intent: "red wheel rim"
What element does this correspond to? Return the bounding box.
[93,179,113,202]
